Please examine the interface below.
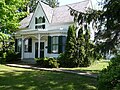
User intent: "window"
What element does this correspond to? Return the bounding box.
[24,39,28,52]
[37,17,43,23]
[15,39,22,52]
[35,16,45,29]
[24,38,32,52]
[48,36,67,54]
[52,36,58,53]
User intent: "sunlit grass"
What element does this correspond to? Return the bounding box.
[61,60,109,74]
[0,65,97,90]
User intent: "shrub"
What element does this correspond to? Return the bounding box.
[0,52,6,64]
[58,53,75,67]
[98,54,120,90]
[6,50,21,62]
[35,57,59,68]
[48,58,59,68]
[0,50,20,64]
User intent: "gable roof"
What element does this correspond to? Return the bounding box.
[19,0,92,29]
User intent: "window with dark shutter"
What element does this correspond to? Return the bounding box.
[48,36,66,54]
[48,36,51,53]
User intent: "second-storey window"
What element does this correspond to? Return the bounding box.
[35,16,45,29]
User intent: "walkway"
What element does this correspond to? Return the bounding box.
[6,64,97,78]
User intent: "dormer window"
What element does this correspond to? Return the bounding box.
[35,16,45,29]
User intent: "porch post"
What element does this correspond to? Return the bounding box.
[38,34,40,58]
[21,35,24,60]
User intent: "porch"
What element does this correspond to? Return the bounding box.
[15,29,67,62]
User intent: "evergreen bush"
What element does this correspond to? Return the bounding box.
[35,57,59,68]
[98,54,120,90]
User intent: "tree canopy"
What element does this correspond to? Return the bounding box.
[69,0,120,56]
[95,0,120,54]
[0,0,29,33]
[29,0,59,12]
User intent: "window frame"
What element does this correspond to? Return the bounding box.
[24,38,32,53]
[51,36,59,54]
[15,38,22,53]
[35,16,45,29]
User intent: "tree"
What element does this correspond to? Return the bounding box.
[29,0,59,12]
[63,25,76,67]
[62,23,94,67]
[75,27,85,67]
[95,0,120,89]
[66,7,96,67]
[0,0,29,63]
[68,0,120,56]
[0,32,14,63]
[0,32,14,53]
[0,0,29,33]
[95,0,120,55]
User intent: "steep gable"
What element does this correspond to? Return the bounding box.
[29,1,50,29]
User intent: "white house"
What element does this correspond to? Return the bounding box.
[15,0,93,62]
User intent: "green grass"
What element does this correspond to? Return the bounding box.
[0,65,97,90]
[61,60,109,74]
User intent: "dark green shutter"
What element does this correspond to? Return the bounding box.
[28,38,32,52]
[48,36,51,53]
[15,39,18,52]
[58,36,63,54]
[35,17,37,24]
[42,17,45,23]
[42,25,45,29]
[42,17,45,29]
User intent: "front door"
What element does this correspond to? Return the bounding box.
[35,42,44,58]
[40,42,44,58]
[35,42,38,58]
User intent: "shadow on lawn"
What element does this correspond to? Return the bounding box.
[0,70,97,90]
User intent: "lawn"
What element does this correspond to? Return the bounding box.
[0,65,97,90]
[61,60,109,74]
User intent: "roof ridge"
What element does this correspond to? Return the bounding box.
[54,0,90,9]
[51,9,55,23]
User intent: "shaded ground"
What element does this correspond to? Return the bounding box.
[0,65,97,90]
